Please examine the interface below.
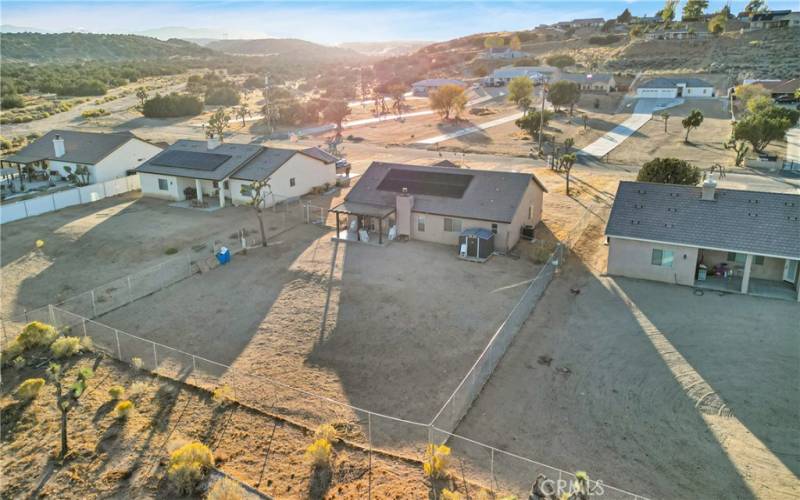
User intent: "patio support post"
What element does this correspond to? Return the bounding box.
[218,178,226,208]
[195,179,203,203]
[378,217,383,245]
[741,254,753,294]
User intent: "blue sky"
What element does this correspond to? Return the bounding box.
[1,1,796,44]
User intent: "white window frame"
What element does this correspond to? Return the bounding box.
[157,178,169,191]
[417,216,425,232]
[651,248,674,267]
[443,217,461,233]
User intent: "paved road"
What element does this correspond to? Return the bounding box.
[578,98,684,158]
[415,110,524,145]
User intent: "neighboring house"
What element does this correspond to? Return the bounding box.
[486,66,559,85]
[329,161,547,249]
[757,78,800,100]
[482,47,528,60]
[605,179,800,301]
[433,159,462,168]
[630,16,660,25]
[644,29,712,40]
[0,129,161,184]
[560,73,617,92]
[635,77,715,98]
[411,79,467,97]
[749,10,800,29]
[135,138,335,207]
[570,18,605,28]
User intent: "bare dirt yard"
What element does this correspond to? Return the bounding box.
[88,224,542,444]
[452,213,800,499]
[607,99,786,170]
[0,193,302,320]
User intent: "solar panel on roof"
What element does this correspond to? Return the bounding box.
[151,150,232,171]
[377,168,473,198]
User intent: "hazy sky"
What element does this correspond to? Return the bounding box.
[2,1,796,44]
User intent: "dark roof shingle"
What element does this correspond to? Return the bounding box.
[3,130,140,165]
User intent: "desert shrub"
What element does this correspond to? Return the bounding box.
[164,247,178,255]
[212,385,234,406]
[115,400,134,419]
[15,378,45,401]
[80,108,109,118]
[305,438,333,467]
[50,336,83,358]
[17,321,57,349]
[423,443,451,479]
[12,356,26,369]
[142,93,203,118]
[637,158,700,185]
[2,339,25,363]
[1,94,25,109]
[168,442,215,495]
[441,489,463,500]
[131,357,144,369]
[314,423,339,443]
[207,477,247,500]
[108,385,125,400]
[80,336,93,352]
[128,381,149,400]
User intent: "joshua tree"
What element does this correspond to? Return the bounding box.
[207,108,231,142]
[135,88,148,107]
[581,113,589,132]
[234,105,251,127]
[241,179,272,247]
[48,363,94,459]
[661,112,670,132]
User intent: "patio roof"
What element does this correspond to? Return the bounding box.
[329,201,395,218]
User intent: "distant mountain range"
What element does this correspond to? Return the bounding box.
[205,38,368,64]
[339,41,432,57]
[1,24,51,33]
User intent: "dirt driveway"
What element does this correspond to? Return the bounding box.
[453,255,800,499]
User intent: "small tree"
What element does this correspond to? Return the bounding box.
[545,54,575,70]
[63,165,91,186]
[387,84,406,117]
[549,80,581,115]
[508,76,534,108]
[661,112,670,132]
[323,100,351,133]
[135,88,148,107]
[725,139,750,167]
[429,85,467,120]
[558,153,577,195]
[207,108,230,142]
[581,113,589,132]
[234,105,251,127]
[515,110,553,141]
[48,363,94,459]
[637,158,701,185]
[563,137,575,152]
[241,179,271,247]
[733,112,792,152]
[734,84,769,111]
[682,109,704,143]
[708,12,727,34]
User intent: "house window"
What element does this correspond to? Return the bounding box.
[158,178,169,191]
[528,206,533,219]
[289,177,296,187]
[241,184,253,196]
[754,255,765,265]
[491,223,498,234]
[726,252,747,264]
[443,217,461,233]
[651,249,673,267]
[417,216,425,232]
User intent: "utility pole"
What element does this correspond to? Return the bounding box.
[538,84,547,153]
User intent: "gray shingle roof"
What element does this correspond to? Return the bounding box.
[232,148,296,181]
[638,77,714,89]
[340,161,546,224]
[3,129,141,165]
[560,73,614,84]
[301,147,338,164]
[606,181,800,259]
[137,140,262,181]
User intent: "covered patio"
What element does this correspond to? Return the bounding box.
[329,201,395,245]
[695,249,799,302]
[694,275,798,301]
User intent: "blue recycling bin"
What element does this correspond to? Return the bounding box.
[216,247,231,265]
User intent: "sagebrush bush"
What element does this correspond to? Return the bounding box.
[207,477,247,500]
[314,423,339,443]
[17,322,57,349]
[115,400,134,419]
[441,489,463,500]
[168,442,214,495]
[130,357,144,369]
[423,443,451,479]
[212,385,234,406]
[128,381,149,400]
[12,356,26,369]
[15,378,45,401]
[305,438,333,467]
[108,385,125,400]
[80,336,93,352]
[50,336,83,358]
[2,339,24,362]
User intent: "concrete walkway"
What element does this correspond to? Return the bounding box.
[578,98,683,158]
[785,125,800,164]
[416,111,524,145]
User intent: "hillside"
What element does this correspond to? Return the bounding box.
[206,38,367,64]
[0,33,214,62]
[339,40,432,57]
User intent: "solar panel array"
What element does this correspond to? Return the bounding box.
[151,150,232,171]
[377,168,473,198]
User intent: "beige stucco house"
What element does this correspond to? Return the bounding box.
[605,179,800,301]
[329,161,547,251]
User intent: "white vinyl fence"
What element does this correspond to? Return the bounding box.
[0,175,140,224]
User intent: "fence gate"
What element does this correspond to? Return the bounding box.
[304,203,327,225]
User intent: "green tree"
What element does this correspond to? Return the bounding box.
[744,0,768,15]
[733,109,794,152]
[241,179,272,247]
[508,76,533,108]
[48,363,94,459]
[637,158,701,185]
[515,109,553,140]
[545,54,575,70]
[661,111,670,132]
[682,109,704,142]
[429,84,467,120]
[660,0,679,22]
[708,13,728,34]
[549,80,581,115]
[206,108,230,142]
[682,0,709,21]
[323,99,352,132]
[617,8,633,23]
[135,87,148,107]
[734,84,770,110]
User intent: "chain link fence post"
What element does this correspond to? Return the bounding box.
[127,276,133,305]
[114,329,122,360]
[368,412,373,500]
[91,289,97,318]
[48,304,55,325]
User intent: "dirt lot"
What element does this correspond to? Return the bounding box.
[607,99,786,170]
[0,193,304,319]
[93,224,541,429]
[453,221,800,498]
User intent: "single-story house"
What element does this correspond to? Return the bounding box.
[757,78,800,101]
[0,129,162,185]
[630,16,660,25]
[135,138,336,207]
[635,77,715,98]
[485,66,559,85]
[411,79,467,97]
[749,10,800,29]
[482,47,528,60]
[605,179,800,301]
[570,18,605,28]
[559,73,617,92]
[329,161,547,249]
[644,29,712,40]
